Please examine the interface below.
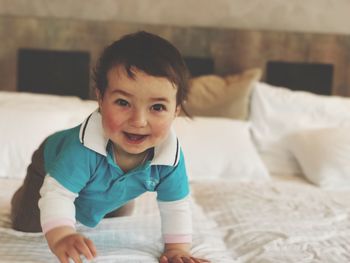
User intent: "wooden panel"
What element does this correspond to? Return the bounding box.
[1,16,350,97]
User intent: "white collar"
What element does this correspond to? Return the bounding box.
[79,111,180,166]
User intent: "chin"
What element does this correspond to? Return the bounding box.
[122,144,149,155]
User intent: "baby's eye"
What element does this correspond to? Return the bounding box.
[115,99,129,107]
[151,104,166,112]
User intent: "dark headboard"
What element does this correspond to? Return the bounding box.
[17,48,90,99]
[184,57,214,77]
[1,15,350,97]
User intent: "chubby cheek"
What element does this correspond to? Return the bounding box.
[152,120,173,140]
[101,108,124,135]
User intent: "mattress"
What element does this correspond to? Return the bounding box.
[0,179,233,263]
[2,175,350,262]
[191,176,350,263]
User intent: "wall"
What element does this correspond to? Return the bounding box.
[0,0,350,35]
[1,1,350,97]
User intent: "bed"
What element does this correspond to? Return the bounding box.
[1,71,350,263]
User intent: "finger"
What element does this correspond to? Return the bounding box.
[57,253,70,263]
[182,257,194,263]
[85,238,98,257]
[191,257,211,263]
[173,256,184,263]
[67,248,83,263]
[74,239,94,260]
[159,255,169,263]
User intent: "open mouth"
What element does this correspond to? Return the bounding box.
[123,132,148,143]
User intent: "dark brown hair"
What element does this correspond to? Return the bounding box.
[93,31,190,110]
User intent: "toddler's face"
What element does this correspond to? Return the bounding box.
[97,66,180,156]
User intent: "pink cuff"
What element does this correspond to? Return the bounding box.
[41,219,75,234]
[163,234,192,243]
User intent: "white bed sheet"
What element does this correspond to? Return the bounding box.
[0,179,234,263]
[2,175,350,263]
[191,175,350,263]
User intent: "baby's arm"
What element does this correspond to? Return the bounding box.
[45,226,96,263]
[160,243,210,263]
[158,198,210,263]
[160,243,194,263]
[39,176,97,263]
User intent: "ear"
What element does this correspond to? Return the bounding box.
[95,89,103,107]
[175,105,181,117]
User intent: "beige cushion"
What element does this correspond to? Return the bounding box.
[182,68,262,120]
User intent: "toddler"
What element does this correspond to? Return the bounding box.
[11,31,209,263]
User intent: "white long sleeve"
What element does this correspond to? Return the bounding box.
[157,196,192,243]
[38,176,78,233]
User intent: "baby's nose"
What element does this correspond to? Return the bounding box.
[129,110,147,127]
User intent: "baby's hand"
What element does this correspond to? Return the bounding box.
[159,249,210,263]
[51,233,97,263]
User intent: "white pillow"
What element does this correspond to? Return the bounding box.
[287,128,350,190]
[0,91,98,179]
[250,82,350,175]
[0,91,98,126]
[173,117,270,181]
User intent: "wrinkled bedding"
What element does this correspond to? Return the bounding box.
[191,176,350,263]
[0,179,233,263]
[2,175,350,262]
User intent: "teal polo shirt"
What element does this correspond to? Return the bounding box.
[43,111,189,227]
